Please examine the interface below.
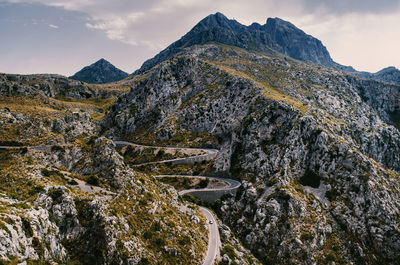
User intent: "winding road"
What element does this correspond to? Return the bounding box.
[115,140,241,265]
[154,175,241,197]
[3,140,240,265]
[114,140,218,166]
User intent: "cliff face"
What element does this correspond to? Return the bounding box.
[104,43,400,264]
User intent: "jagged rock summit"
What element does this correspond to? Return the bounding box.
[134,12,400,84]
[134,12,342,75]
[70,58,128,84]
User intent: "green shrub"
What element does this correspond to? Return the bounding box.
[138,258,150,265]
[156,149,165,158]
[198,178,209,188]
[51,145,65,152]
[326,189,339,201]
[41,168,52,177]
[41,168,61,178]
[178,236,191,246]
[143,231,153,239]
[139,199,148,206]
[87,175,99,186]
[299,170,321,188]
[73,198,93,227]
[21,217,33,238]
[28,185,44,196]
[153,237,166,247]
[48,188,63,203]
[152,222,161,232]
[300,232,314,241]
[65,260,83,265]
[68,179,79,185]
[88,135,99,145]
[221,245,238,260]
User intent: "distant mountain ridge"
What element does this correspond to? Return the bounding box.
[356,66,400,84]
[70,58,128,84]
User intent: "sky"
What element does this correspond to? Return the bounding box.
[0,0,400,76]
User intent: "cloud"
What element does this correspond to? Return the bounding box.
[3,0,400,72]
[85,12,145,45]
[300,0,400,15]
[0,2,143,75]
[5,0,217,49]
[299,12,400,72]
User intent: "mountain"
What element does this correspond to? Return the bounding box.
[104,43,400,264]
[2,13,400,265]
[356,66,400,84]
[134,12,400,85]
[134,12,349,75]
[70,58,128,84]
[374,66,400,83]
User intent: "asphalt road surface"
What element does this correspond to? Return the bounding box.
[200,206,221,265]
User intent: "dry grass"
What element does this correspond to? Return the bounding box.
[53,96,116,120]
[0,96,62,118]
[207,61,310,115]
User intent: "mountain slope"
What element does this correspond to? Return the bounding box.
[134,12,341,75]
[104,43,400,264]
[0,73,216,264]
[70,58,128,84]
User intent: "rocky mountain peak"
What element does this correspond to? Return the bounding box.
[266,17,294,27]
[133,12,337,75]
[70,58,128,84]
[196,12,241,29]
[96,58,108,64]
[264,17,334,66]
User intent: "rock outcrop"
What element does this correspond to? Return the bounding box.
[0,73,97,99]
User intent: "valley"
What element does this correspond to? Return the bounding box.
[1,11,400,265]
